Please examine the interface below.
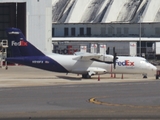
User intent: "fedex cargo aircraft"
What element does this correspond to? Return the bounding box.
[5,28,157,79]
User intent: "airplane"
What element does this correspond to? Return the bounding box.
[5,28,157,79]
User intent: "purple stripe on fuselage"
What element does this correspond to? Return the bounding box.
[6,56,68,72]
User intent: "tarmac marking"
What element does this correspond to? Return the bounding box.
[89,96,160,109]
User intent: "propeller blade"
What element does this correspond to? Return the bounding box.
[106,47,110,54]
[113,47,115,55]
[113,52,117,69]
[113,47,117,69]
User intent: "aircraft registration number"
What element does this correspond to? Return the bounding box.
[32,61,44,64]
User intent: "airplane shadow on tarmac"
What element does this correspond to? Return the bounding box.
[56,75,120,81]
[57,75,82,81]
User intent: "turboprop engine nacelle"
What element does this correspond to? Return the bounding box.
[87,67,107,76]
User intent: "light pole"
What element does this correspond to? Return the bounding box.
[139,16,141,57]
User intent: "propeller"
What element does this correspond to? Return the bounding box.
[113,47,118,69]
[105,47,118,69]
[106,47,110,54]
[92,47,118,68]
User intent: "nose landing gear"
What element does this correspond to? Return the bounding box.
[156,70,160,79]
[143,75,147,78]
[143,74,147,78]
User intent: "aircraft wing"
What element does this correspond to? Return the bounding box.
[73,53,103,61]
[73,52,114,62]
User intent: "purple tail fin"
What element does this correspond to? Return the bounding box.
[6,28,44,57]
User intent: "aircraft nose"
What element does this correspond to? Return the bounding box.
[151,65,157,72]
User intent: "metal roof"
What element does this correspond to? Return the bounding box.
[52,0,160,23]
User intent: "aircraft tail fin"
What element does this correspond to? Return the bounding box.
[6,28,44,57]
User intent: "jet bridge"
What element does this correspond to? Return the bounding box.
[0,40,8,69]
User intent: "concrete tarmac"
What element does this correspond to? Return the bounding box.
[0,66,157,88]
[0,66,160,119]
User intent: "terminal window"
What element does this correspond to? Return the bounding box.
[155,27,160,36]
[71,28,75,36]
[79,27,84,36]
[86,27,91,36]
[64,27,69,36]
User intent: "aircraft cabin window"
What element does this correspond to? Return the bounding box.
[140,59,149,64]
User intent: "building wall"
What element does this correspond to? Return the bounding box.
[52,23,160,38]
[27,0,52,53]
[0,0,52,53]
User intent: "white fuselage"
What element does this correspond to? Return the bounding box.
[47,54,157,75]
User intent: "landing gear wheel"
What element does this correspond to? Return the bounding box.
[5,66,8,70]
[82,74,91,79]
[156,75,159,79]
[143,75,147,79]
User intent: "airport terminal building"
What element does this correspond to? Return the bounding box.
[0,0,160,58]
[51,0,160,58]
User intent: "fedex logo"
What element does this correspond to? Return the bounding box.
[116,60,134,66]
[12,40,27,46]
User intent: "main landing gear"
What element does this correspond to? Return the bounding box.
[82,74,91,79]
[156,70,160,79]
[143,74,147,79]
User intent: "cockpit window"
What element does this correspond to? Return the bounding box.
[140,61,145,64]
[145,60,149,63]
[140,59,149,64]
